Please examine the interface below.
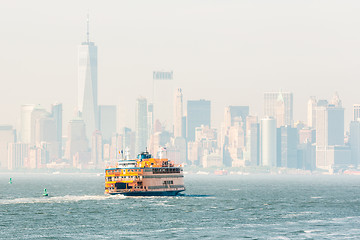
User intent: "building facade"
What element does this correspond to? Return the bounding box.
[173,88,183,138]
[135,98,148,155]
[307,96,317,128]
[261,117,277,167]
[0,125,16,169]
[99,105,117,143]
[353,104,360,121]
[20,104,35,144]
[264,92,293,127]
[187,99,211,141]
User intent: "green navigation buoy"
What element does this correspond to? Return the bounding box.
[9,178,12,184]
[43,188,48,197]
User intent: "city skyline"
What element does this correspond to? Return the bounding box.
[4,3,360,239]
[1,1,360,131]
[2,1,360,172]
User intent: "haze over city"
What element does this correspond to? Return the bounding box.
[2,1,360,130]
[5,2,360,239]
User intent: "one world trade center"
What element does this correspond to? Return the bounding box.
[78,16,98,141]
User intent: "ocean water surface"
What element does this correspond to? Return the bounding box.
[1,173,360,239]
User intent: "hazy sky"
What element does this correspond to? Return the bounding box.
[1,1,360,132]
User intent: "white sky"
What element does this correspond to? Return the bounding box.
[1,0,360,132]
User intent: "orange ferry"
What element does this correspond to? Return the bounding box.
[105,151,185,196]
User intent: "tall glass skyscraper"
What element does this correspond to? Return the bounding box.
[78,16,98,140]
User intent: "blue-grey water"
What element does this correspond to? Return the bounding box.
[1,173,360,239]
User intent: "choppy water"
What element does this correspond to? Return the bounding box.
[1,173,360,239]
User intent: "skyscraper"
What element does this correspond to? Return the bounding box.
[261,117,277,167]
[99,105,117,143]
[244,116,259,166]
[51,102,62,156]
[224,106,249,129]
[173,88,183,138]
[78,16,98,140]
[276,126,298,168]
[0,125,16,169]
[316,105,344,147]
[315,94,350,170]
[64,118,89,161]
[307,96,317,128]
[353,104,360,121]
[187,99,211,141]
[121,127,136,159]
[8,143,28,170]
[135,98,148,154]
[227,120,245,166]
[172,89,187,163]
[20,104,35,143]
[30,105,50,146]
[35,117,58,161]
[350,121,360,166]
[91,130,103,167]
[152,71,174,131]
[264,91,293,127]
[147,103,154,140]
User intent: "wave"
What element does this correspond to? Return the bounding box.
[0,194,125,205]
[177,194,214,198]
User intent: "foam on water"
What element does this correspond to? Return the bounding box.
[0,194,124,205]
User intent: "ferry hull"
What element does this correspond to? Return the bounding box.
[108,190,184,196]
[105,152,185,197]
